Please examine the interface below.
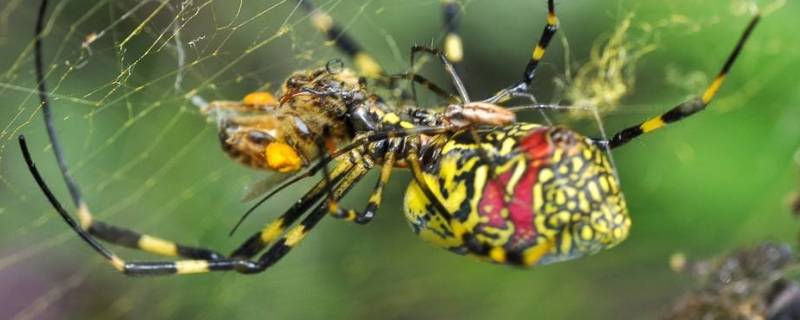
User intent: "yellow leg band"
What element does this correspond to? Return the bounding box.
[260,218,285,243]
[702,75,726,104]
[284,226,307,247]
[640,117,665,133]
[444,33,464,62]
[354,53,383,78]
[77,202,92,229]
[110,256,126,272]
[547,13,558,26]
[175,260,210,274]
[532,45,546,61]
[138,235,178,256]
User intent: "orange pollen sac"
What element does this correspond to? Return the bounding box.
[265,142,302,173]
[243,92,277,107]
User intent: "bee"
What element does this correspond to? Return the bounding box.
[198,67,361,174]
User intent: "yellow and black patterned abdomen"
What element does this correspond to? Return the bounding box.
[404,123,630,266]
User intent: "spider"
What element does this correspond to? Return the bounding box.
[20,0,759,275]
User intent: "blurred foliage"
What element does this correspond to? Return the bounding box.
[1,0,800,319]
[666,243,799,319]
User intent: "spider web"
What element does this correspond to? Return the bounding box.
[0,0,796,319]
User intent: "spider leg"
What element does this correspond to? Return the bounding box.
[230,153,355,258]
[602,14,760,149]
[171,186,365,276]
[441,0,463,64]
[408,46,505,179]
[301,0,438,101]
[226,152,373,273]
[19,136,222,267]
[85,222,224,260]
[31,0,223,261]
[24,136,371,276]
[299,0,383,78]
[411,45,469,103]
[329,140,399,224]
[386,72,460,103]
[484,0,557,103]
[405,47,509,184]
[400,1,463,104]
[228,124,458,235]
[229,127,446,256]
[123,200,341,276]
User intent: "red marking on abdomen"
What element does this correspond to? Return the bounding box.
[518,127,553,160]
[476,128,554,249]
[478,172,512,228]
[505,167,538,247]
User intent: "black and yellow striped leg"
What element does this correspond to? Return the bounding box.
[229,127,459,250]
[127,190,357,276]
[329,148,397,224]
[441,0,463,65]
[228,126,455,236]
[21,136,231,275]
[230,156,355,259]
[21,135,120,265]
[244,161,371,272]
[24,134,372,276]
[605,14,760,149]
[223,154,373,274]
[29,0,226,265]
[20,137,224,261]
[88,222,223,260]
[121,210,328,275]
[485,0,557,103]
[299,0,383,79]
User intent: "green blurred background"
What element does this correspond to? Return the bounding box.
[1,0,799,318]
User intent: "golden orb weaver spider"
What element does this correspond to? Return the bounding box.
[20,0,759,275]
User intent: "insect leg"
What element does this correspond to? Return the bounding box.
[602,15,760,149]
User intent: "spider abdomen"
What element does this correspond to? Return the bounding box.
[404,123,630,266]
